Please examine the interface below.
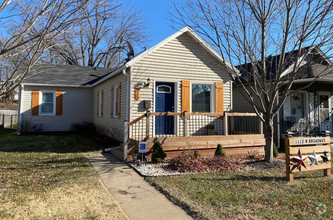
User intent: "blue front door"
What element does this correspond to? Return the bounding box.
[155,82,175,135]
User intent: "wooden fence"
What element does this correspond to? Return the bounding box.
[0,113,18,129]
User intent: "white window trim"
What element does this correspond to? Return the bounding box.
[156,85,172,93]
[113,85,118,118]
[98,91,102,117]
[39,90,56,116]
[190,81,215,113]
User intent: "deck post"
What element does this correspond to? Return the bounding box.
[123,120,129,162]
[146,111,150,140]
[259,113,263,134]
[2,114,4,129]
[224,113,228,136]
[183,111,188,137]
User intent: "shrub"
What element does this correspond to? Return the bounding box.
[70,122,120,148]
[273,143,279,158]
[169,153,206,172]
[215,144,226,157]
[70,121,96,137]
[20,119,34,133]
[151,141,166,163]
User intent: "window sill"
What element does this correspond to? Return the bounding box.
[39,113,56,116]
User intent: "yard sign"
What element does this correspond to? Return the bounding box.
[285,135,331,181]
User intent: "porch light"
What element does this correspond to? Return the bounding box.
[145,78,151,87]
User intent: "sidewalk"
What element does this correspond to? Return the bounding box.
[88,153,192,220]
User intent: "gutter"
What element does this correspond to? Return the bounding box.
[91,65,128,87]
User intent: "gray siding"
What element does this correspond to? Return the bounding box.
[232,86,256,113]
[21,86,93,131]
[129,33,232,136]
[93,73,127,141]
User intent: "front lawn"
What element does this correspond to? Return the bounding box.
[147,164,333,219]
[0,129,127,220]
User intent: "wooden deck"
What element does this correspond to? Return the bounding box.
[112,134,265,162]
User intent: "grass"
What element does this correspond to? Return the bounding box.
[147,164,333,220]
[0,129,128,220]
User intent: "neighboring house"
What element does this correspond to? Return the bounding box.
[19,26,265,160]
[233,46,333,148]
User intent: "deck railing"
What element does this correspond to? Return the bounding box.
[280,120,333,137]
[122,111,263,160]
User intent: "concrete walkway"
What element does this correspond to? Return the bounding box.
[88,153,192,220]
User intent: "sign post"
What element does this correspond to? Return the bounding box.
[138,142,147,163]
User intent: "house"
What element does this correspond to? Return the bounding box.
[18,26,265,160]
[233,46,333,148]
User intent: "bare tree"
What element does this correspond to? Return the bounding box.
[171,0,333,161]
[43,0,148,68]
[0,0,91,99]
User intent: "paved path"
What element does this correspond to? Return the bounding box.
[88,153,192,220]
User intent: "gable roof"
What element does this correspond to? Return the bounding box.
[22,27,235,87]
[235,46,333,84]
[90,26,236,87]
[22,64,116,87]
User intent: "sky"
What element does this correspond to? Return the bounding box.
[129,0,179,49]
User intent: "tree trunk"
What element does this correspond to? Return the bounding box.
[264,120,274,162]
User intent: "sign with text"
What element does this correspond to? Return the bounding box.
[285,135,331,181]
[138,142,147,153]
[289,137,330,146]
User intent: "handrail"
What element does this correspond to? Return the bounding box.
[150,112,182,116]
[226,112,257,116]
[188,112,224,117]
[128,113,146,127]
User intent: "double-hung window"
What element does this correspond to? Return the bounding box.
[192,84,212,112]
[40,91,55,115]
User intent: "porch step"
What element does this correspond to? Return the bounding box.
[110,147,132,162]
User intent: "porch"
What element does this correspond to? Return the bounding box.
[111,111,265,161]
[279,81,333,147]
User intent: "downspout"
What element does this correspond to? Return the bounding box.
[122,68,130,121]
[122,67,130,162]
[18,84,24,135]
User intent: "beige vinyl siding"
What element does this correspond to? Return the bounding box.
[130,32,232,136]
[21,86,93,131]
[93,73,127,141]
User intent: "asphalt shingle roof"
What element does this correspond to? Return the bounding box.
[234,46,333,83]
[23,64,118,86]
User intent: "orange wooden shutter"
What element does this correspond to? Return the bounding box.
[101,90,104,117]
[117,82,121,119]
[135,88,140,100]
[215,82,224,116]
[111,86,114,118]
[56,91,63,116]
[182,80,191,118]
[32,90,39,116]
[97,92,99,117]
